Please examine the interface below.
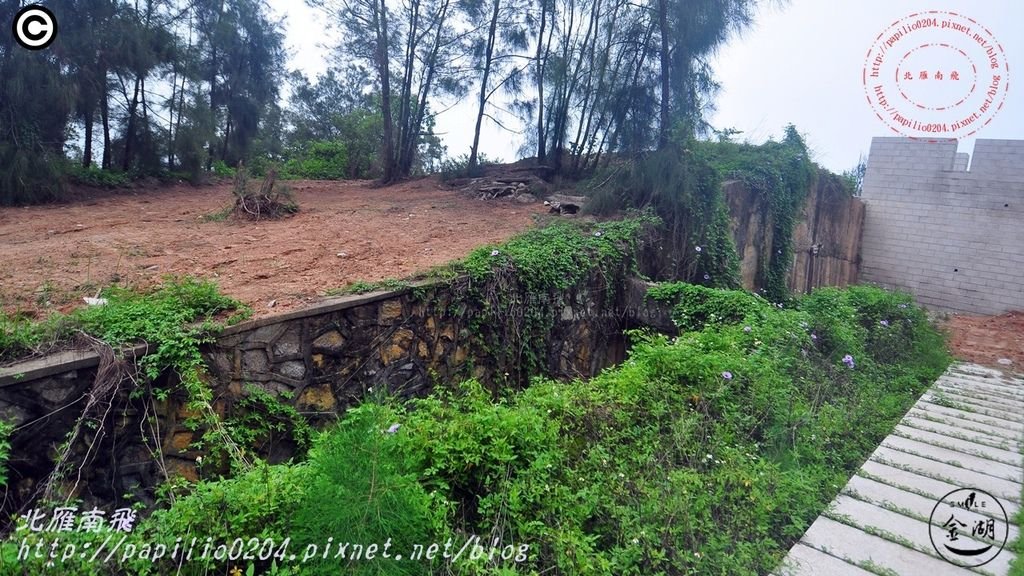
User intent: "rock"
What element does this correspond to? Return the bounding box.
[267,299,277,308]
[548,201,580,215]
[297,384,336,412]
[515,193,537,204]
[337,252,348,257]
[312,330,346,354]
[378,300,404,323]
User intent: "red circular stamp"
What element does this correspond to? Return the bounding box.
[863,11,1009,141]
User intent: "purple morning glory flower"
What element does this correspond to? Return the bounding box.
[722,371,733,380]
[811,333,817,340]
[898,303,908,309]
[842,354,855,368]
[703,274,711,280]
[490,249,500,257]
[743,326,752,333]
[386,423,401,434]
[880,320,889,327]
[695,246,702,252]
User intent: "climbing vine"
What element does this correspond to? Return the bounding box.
[441,214,660,387]
[74,278,253,473]
[702,124,815,301]
[586,142,742,288]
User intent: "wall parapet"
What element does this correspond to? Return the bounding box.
[859,137,1024,315]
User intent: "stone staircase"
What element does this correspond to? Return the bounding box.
[776,363,1023,575]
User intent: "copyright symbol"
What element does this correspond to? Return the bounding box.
[12,5,58,50]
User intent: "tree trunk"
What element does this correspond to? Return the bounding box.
[82,108,94,168]
[400,0,450,177]
[469,0,501,173]
[221,115,232,162]
[395,0,420,178]
[377,0,395,182]
[657,0,670,150]
[122,75,141,172]
[534,0,548,163]
[100,70,112,170]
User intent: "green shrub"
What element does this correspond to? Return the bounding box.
[282,140,349,180]
[226,384,315,459]
[0,311,72,363]
[0,420,11,488]
[381,283,950,574]
[211,160,236,177]
[66,165,132,189]
[0,461,309,575]
[646,282,770,331]
[437,152,501,181]
[289,403,449,575]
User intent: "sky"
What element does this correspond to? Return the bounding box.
[267,0,1024,174]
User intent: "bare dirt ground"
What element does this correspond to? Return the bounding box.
[0,178,547,320]
[940,311,1024,373]
[2,181,1021,372]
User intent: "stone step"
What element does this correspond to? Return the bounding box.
[920,394,1024,424]
[869,446,1022,504]
[880,435,1024,484]
[799,516,979,576]
[933,385,1024,414]
[899,417,1023,453]
[906,410,1024,446]
[937,378,1024,404]
[824,494,1016,575]
[914,402,1024,434]
[844,474,1020,534]
[948,365,1014,380]
[858,461,1021,520]
[774,542,874,576]
[943,370,1024,387]
[923,392,1024,423]
[892,425,1023,466]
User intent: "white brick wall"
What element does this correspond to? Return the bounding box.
[860,137,1024,315]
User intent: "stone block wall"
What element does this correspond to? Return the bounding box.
[860,137,1024,315]
[724,170,864,294]
[0,272,635,520]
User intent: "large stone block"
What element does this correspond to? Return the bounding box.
[312,330,346,354]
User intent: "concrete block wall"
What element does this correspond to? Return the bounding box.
[860,137,1024,315]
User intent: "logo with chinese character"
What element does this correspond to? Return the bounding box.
[863,11,1009,141]
[928,488,1008,568]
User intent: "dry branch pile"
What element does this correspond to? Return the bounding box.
[232,166,298,221]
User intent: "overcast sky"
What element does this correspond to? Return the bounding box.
[268,0,1023,174]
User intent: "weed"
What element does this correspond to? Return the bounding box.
[198,205,233,222]
[227,384,315,459]
[329,278,411,296]
[0,420,11,488]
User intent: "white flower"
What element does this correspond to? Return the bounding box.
[490,249,500,257]
[594,231,603,237]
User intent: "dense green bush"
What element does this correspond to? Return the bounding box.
[65,165,133,189]
[585,142,742,289]
[282,140,349,180]
[1,282,949,575]
[452,215,658,383]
